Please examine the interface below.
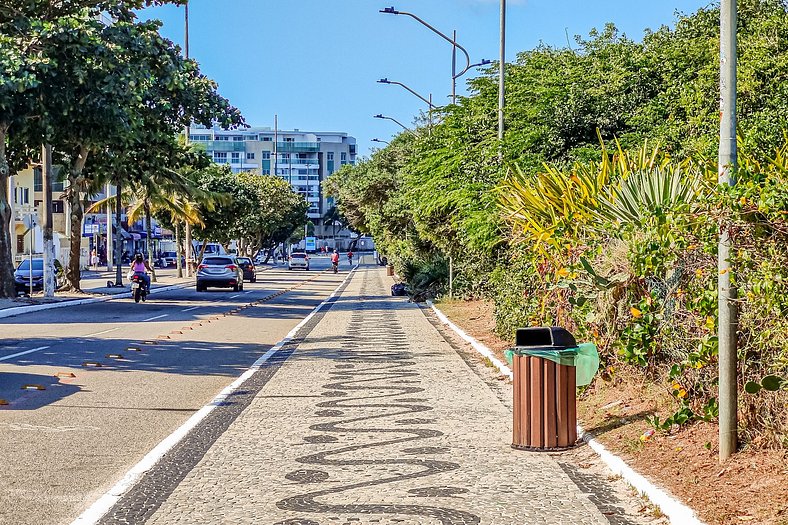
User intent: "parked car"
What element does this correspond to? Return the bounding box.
[196,256,244,292]
[235,257,257,282]
[157,251,183,268]
[14,258,59,294]
[288,252,309,271]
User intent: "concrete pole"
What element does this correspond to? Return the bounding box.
[42,145,56,297]
[718,0,738,462]
[498,0,506,160]
[183,2,193,277]
[451,30,457,105]
[114,180,124,286]
[8,174,15,263]
[448,256,453,301]
[106,183,113,271]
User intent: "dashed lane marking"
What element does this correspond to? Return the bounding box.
[84,328,120,337]
[181,306,200,312]
[229,294,240,299]
[0,346,51,363]
[141,314,168,322]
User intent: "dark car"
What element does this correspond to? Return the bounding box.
[14,258,59,294]
[235,257,256,282]
[157,251,183,268]
[196,256,243,292]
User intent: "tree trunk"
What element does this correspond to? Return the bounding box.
[185,221,193,276]
[0,124,16,298]
[64,145,90,292]
[197,239,208,263]
[145,202,157,283]
[175,221,183,278]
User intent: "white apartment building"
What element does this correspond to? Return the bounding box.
[189,124,357,242]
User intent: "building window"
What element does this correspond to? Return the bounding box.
[262,169,271,175]
[214,152,227,163]
[15,187,29,205]
[215,136,229,141]
[231,152,241,164]
[262,151,271,160]
[52,200,64,213]
[284,137,294,142]
[262,137,272,141]
[340,152,347,161]
[246,152,255,160]
[327,152,334,161]
[232,136,244,141]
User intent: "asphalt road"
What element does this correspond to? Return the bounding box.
[0,255,355,525]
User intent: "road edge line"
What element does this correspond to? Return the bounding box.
[70,268,356,525]
[425,299,705,525]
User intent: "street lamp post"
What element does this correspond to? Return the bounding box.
[371,138,390,146]
[378,78,435,133]
[718,0,738,462]
[380,7,474,105]
[373,114,414,135]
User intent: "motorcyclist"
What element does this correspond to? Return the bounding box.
[347,250,354,265]
[330,249,340,269]
[130,253,152,292]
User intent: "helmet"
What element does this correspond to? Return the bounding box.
[134,253,143,262]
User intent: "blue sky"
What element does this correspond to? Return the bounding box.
[139,1,713,156]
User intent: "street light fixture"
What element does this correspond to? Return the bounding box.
[377,78,435,109]
[372,138,390,145]
[380,6,475,104]
[373,114,415,135]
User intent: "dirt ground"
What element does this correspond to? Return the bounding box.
[434,299,788,525]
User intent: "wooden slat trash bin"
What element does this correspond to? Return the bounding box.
[511,327,579,451]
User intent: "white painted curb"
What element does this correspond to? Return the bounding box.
[426,300,705,525]
[71,268,356,525]
[426,300,513,380]
[0,281,193,320]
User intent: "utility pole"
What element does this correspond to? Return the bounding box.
[106,183,113,271]
[451,30,457,105]
[41,145,55,297]
[718,0,738,462]
[183,2,193,277]
[114,180,124,286]
[498,0,506,161]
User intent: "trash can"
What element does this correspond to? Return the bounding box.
[386,265,394,276]
[506,327,599,451]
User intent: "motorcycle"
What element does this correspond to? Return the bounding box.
[130,273,148,303]
[332,261,339,274]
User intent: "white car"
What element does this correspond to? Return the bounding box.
[288,253,309,270]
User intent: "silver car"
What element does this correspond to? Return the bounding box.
[288,252,310,270]
[196,256,244,292]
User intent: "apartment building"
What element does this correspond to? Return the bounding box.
[189,124,357,241]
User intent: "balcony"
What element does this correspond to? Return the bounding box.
[278,158,319,165]
[276,142,320,153]
[207,141,246,152]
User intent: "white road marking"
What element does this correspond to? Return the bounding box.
[70,267,357,525]
[83,328,120,337]
[141,314,168,322]
[0,346,51,363]
[181,306,200,312]
[230,294,240,299]
[243,291,253,294]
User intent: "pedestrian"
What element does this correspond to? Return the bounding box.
[90,249,99,270]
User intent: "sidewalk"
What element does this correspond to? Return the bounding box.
[93,266,640,525]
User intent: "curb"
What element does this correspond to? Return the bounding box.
[0,281,194,320]
[425,299,705,525]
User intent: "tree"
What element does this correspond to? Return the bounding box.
[0,1,189,295]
